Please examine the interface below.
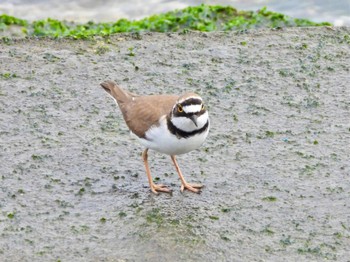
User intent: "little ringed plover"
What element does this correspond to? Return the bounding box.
[100,80,209,194]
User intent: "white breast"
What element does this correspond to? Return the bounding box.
[136,115,209,155]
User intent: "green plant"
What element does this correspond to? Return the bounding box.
[0,5,331,39]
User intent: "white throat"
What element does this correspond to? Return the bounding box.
[139,114,210,155]
[171,111,209,132]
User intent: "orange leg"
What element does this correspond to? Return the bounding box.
[142,149,172,194]
[170,155,203,193]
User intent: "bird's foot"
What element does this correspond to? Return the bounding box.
[180,183,203,193]
[150,183,172,194]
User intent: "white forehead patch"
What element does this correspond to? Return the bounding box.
[178,96,201,104]
[183,104,202,113]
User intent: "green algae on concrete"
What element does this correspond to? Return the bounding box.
[0,5,331,38]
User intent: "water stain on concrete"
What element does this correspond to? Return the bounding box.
[0,27,350,261]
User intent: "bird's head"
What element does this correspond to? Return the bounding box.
[171,93,209,132]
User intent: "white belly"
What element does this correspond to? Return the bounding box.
[136,116,209,155]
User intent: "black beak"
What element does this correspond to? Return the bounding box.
[189,115,198,127]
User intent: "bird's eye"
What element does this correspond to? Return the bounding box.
[177,104,183,113]
[201,104,205,111]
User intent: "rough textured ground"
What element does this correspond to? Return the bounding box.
[0,27,350,261]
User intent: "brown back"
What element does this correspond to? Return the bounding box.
[101,81,178,138]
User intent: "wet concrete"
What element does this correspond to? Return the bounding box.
[0,27,350,261]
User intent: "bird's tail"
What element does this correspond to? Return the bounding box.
[100,80,132,105]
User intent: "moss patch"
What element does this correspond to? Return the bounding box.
[0,5,331,39]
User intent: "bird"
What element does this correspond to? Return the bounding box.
[100,80,209,194]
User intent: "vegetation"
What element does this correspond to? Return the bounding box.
[0,5,331,38]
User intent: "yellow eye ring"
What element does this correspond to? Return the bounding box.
[201,104,205,110]
[178,104,183,113]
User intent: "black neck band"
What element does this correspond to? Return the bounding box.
[167,117,209,139]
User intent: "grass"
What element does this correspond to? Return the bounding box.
[0,5,331,39]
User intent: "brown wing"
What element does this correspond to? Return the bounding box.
[121,95,178,138]
[100,80,178,138]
